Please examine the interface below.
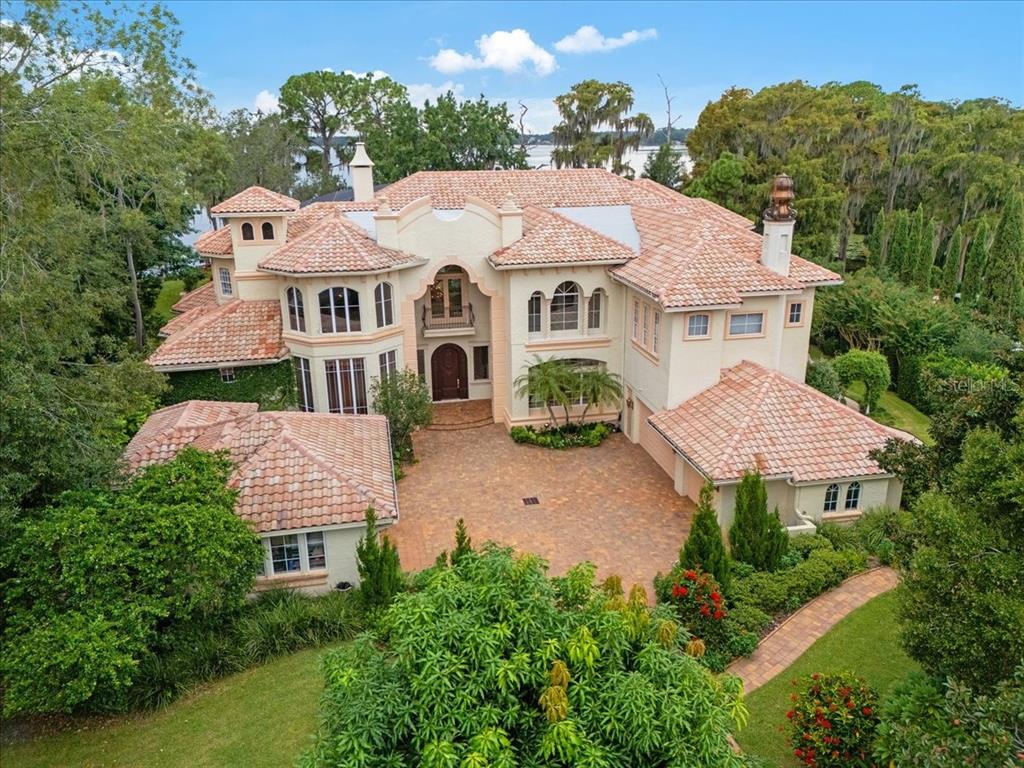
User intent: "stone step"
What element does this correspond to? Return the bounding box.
[427,417,494,432]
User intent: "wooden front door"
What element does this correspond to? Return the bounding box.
[431,344,468,400]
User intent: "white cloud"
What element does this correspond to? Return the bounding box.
[253,89,279,113]
[406,80,465,106]
[429,29,556,76]
[554,25,657,54]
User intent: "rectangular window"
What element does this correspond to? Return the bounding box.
[375,284,394,327]
[528,293,542,334]
[294,357,314,412]
[686,313,710,338]
[728,312,765,337]
[631,299,640,341]
[379,350,398,380]
[787,302,804,325]
[416,349,426,381]
[473,346,489,380]
[652,311,661,355]
[587,291,602,330]
[320,287,361,333]
[325,357,368,414]
[219,367,235,383]
[305,531,326,569]
[641,304,650,346]
[269,534,300,574]
[219,267,232,296]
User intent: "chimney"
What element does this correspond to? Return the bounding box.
[498,193,523,247]
[761,174,796,276]
[349,142,375,202]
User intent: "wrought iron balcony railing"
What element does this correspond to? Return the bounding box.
[422,303,475,331]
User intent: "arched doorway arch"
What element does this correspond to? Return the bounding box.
[431,344,468,401]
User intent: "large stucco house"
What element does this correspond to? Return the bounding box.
[137,143,912,588]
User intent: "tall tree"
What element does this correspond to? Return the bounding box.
[939,226,964,300]
[278,70,359,185]
[980,193,1024,322]
[959,221,990,306]
[641,143,688,190]
[867,207,888,268]
[887,209,912,278]
[417,92,527,172]
[551,80,654,175]
[914,216,937,289]
[220,109,304,197]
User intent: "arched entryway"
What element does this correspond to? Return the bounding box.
[431,344,468,400]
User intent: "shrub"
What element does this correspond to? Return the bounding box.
[0,449,263,716]
[370,369,432,462]
[680,481,731,593]
[806,360,842,400]
[874,669,1024,768]
[729,471,788,571]
[916,352,1009,415]
[302,546,744,766]
[786,672,880,768]
[850,507,915,567]
[816,522,858,551]
[725,604,773,636]
[356,507,403,611]
[510,421,611,449]
[833,349,891,414]
[731,549,868,615]
[788,534,835,559]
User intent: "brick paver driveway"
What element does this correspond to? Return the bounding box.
[388,423,694,592]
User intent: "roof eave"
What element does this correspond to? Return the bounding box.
[149,352,290,373]
[257,258,426,278]
[488,257,631,271]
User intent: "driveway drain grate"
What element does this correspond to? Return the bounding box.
[522,497,539,506]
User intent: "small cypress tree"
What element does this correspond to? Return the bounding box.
[980,193,1024,322]
[866,207,888,269]
[765,505,789,570]
[729,471,768,569]
[960,220,990,305]
[887,209,911,279]
[356,507,403,609]
[451,517,473,565]
[904,205,925,284]
[680,481,731,593]
[939,226,964,300]
[914,217,936,290]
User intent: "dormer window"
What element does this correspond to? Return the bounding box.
[241,222,254,241]
[261,221,275,240]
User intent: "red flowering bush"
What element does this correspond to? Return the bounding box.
[786,672,880,768]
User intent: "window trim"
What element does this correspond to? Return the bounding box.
[374,282,395,328]
[294,357,314,412]
[726,311,766,339]
[219,267,233,297]
[587,289,604,331]
[319,287,361,334]
[527,291,543,335]
[823,483,840,513]
[378,349,398,380]
[550,281,581,333]
[219,367,235,383]
[262,531,328,576]
[786,301,804,327]
[631,299,640,341]
[325,357,368,414]
[240,221,255,241]
[472,345,490,381]
[261,221,275,241]
[286,286,306,332]
[684,312,712,340]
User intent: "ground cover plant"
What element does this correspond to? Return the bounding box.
[510,421,612,449]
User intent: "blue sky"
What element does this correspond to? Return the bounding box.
[170,0,1023,131]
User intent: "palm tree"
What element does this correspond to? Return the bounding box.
[514,356,572,428]
[575,366,623,424]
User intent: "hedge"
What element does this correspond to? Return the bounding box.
[730,548,868,616]
[163,360,297,410]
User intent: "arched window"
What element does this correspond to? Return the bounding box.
[374,282,394,327]
[286,287,305,332]
[319,287,361,333]
[823,483,840,513]
[844,481,861,510]
[261,221,275,240]
[241,222,254,241]
[550,281,580,331]
[528,291,543,334]
[587,289,605,330]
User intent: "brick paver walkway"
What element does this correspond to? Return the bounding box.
[727,567,900,693]
[389,423,694,591]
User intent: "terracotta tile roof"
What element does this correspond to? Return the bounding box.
[210,186,300,214]
[490,205,635,267]
[258,208,418,274]
[629,179,758,231]
[194,226,233,256]
[649,361,916,484]
[613,206,841,308]
[379,168,672,210]
[124,404,396,531]
[171,281,217,313]
[149,300,287,369]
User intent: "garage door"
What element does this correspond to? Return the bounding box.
[638,399,676,478]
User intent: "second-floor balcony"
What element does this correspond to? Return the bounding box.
[422,303,475,336]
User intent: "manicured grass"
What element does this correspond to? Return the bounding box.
[153,279,185,324]
[844,382,933,444]
[2,645,335,768]
[735,590,918,767]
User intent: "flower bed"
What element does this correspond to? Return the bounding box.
[510,421,612,449]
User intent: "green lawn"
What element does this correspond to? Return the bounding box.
[153,279,185,325]
[844,381,933,444]
[735,590,919,767]
[2,645,334,768]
